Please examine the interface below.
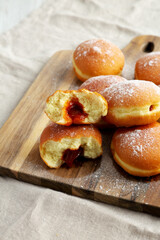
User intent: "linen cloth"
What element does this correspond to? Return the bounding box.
[0,0,160,239]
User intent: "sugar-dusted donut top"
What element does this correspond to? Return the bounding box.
[73,39,125,76]
[112,122,160,170]
[135,52,160,85]
[79,75,127,93]
[101,80,160,107]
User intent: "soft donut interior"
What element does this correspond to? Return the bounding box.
[40,136,102,168]
[45,89,108,126]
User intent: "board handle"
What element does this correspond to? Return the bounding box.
[122,35,160,80]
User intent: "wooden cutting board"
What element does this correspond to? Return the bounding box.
[1,35,160,216]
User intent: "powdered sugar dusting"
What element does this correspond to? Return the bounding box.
[142,57,160,68]
[105,49,112,56]
[74,39,115,60]
[136,53,160,84]
[144,62,147,67]
[116,126,157,158]
[83,39,99,45]
[79,75,127,93]
[80,75,108,86]
[148,58,160,66]
[92,46,102,54]
[139,52,160,68]
[82,50,87,56]
[101,80,160,106]
[80,75,126,86]
[102,80,139,104]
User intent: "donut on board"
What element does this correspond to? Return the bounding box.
[40,123,102,168]
[111,122,160,177]
[45,89,108,126]
[135,52,160,85]
[73,39,125,82]
[79,75,127,93]
[101,80,160,127]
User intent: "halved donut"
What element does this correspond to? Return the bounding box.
[111,122,160,177]
[101,80,160,127]
[73,39,125,82]
[45,89,108,126]
[40,123,102,168]
[79,75,127,93]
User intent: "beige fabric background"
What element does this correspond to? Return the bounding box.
[0,0,160,239]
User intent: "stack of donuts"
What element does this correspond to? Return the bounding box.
[40,39,160,177]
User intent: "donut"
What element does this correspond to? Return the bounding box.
[72,39,125,82]
[135,52,160,85]
[79,75,127,93]
[101,80,160,127]
[111,122,160,177]
[45,89,108,126]
[79,75,127,129]
[39,123,102,168]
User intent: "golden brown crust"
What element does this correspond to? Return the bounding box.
[40,123,102,147]
[73,39,125,81]
[79,75,127,93]
[106,112,160,127]
[102,80,160,108]
[72,66,86,82]
[46,89,107,105]
[111,122,160,177]
[101,80,160,127]
[135,52,160,85]
[40,123,103,168]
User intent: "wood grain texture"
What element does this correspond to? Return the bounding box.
[0,35,160,216]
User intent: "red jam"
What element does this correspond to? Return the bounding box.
[62,147,83,167]
[67,98,88,123]
[149,105,154,111]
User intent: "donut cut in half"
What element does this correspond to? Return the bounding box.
[45,89,108,126]
[40,123,102,168]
